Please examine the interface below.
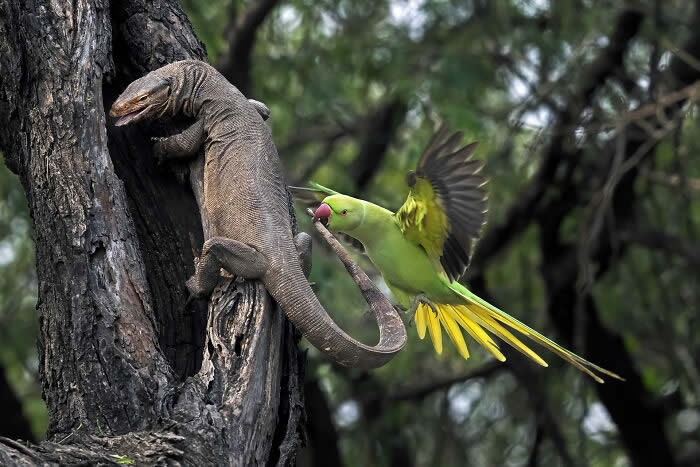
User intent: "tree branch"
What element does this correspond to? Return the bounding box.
[380,361,503,403]
[526,422,544,467]
[303,378,343,467]
[470,9,645,273]
[0,364,35,442]
[621,227,700,267]
[351,98,408,192]
[217,0,282,96]
[528,9,700,467]
[283,98,406,192]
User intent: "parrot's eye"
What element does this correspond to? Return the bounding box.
[340,209,348,216]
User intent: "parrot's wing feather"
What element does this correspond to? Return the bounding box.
[396,123,487,281]
[288,182,339,207]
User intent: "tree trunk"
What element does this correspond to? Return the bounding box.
[0,0,304,464]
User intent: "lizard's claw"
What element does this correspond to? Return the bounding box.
[151,136,168,166]
[184,292,198,310]
[184,274,209,311]
[185,274,205,299]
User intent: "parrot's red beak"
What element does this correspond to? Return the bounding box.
[313,203,331,225]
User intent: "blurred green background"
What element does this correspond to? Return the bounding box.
[2,0,700,465]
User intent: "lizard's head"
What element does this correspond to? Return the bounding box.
[314,195,365,233]
[110,71,172,126]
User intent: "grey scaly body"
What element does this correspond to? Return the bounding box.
[110,60,406,369]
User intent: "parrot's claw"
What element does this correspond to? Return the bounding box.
[408,293,439,324]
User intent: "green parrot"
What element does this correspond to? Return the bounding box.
[294,124,622,383]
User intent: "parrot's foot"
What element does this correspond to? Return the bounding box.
[408,293,438,326]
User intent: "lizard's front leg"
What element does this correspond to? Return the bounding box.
[186,236,268,298]
[152,119,206,164]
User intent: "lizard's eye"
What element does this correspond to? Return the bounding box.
[138,95,148,101]
[340,209,348,216]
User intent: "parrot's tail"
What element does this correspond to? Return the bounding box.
[415,282,624,383]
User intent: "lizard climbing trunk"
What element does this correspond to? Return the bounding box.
[109,59,407,369]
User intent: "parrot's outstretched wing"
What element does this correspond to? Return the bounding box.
[396,124,487,282]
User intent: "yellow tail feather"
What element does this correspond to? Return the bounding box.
[446,305,506,362]
[445,283,624,383]
[413,297,621,383]
[460,305,548,367]
[438,307,470,360]
[425,304,443,354]
[415,303,428,339]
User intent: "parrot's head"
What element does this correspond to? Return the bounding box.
[313,195,365,233]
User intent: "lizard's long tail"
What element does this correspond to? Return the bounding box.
[264,264,407,369]
[263,221,407,370]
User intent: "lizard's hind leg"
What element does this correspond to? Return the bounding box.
[186,236,268,298]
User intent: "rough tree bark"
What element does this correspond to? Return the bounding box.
[0,0,304,464]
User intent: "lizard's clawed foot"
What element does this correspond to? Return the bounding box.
[392,304,412,325]
[184,274,209,310]
[184,292,198,310]
[408,293,438,326]
[185,275,206,299]
[151,137,168,166]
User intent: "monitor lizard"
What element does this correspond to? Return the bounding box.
[110,60,406,369]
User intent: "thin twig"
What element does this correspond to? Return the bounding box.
[57,423,83,445]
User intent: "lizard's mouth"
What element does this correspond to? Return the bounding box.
[114,105,151,127]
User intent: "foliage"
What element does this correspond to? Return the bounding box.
[2,0,699,465]
[0,152,46,439]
